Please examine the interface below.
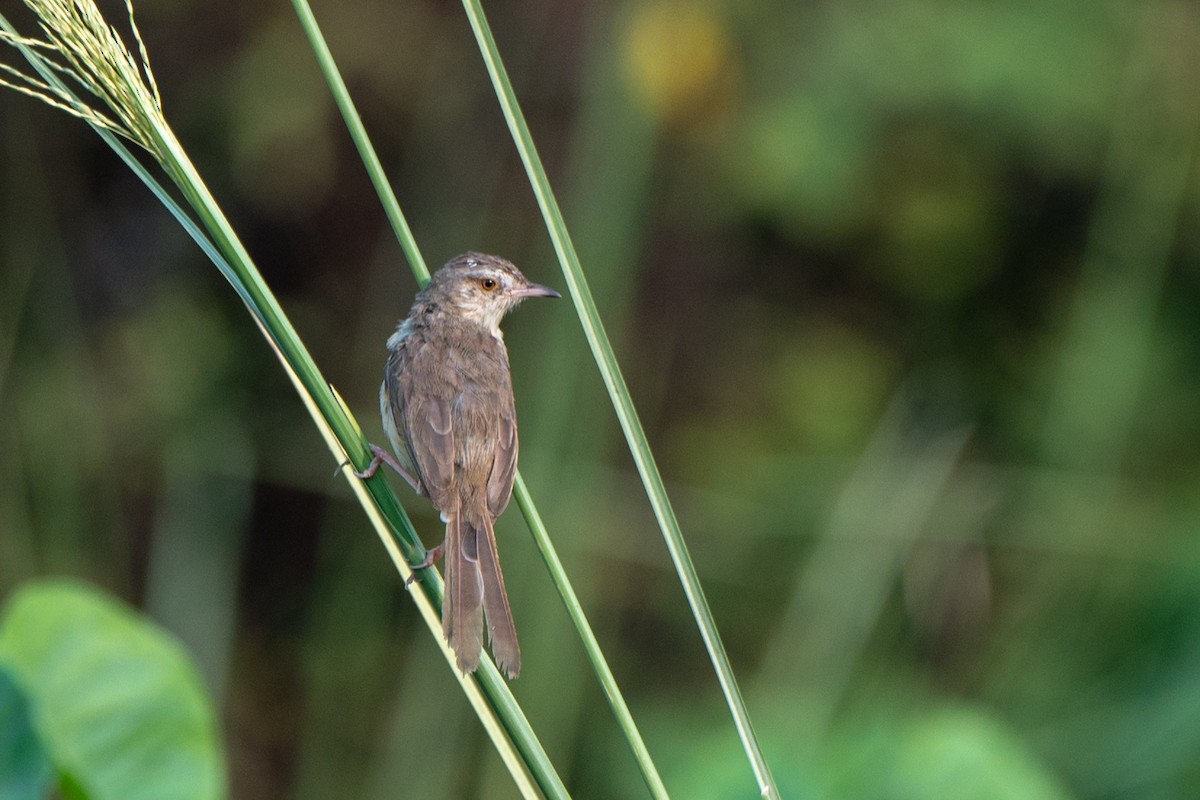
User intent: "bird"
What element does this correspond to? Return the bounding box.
[355,252,560,678]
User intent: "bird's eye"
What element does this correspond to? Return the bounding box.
[480,278,497,291]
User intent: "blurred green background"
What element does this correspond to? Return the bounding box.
[3,0,1200,797]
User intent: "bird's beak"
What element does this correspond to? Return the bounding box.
[512,282,562,299]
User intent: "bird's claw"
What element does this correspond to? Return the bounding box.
[404,542,445,587]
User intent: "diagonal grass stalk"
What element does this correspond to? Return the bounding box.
[459,1,782,797]
[286,0,429,285]
[0,3,564,797]
[286,1,669,797]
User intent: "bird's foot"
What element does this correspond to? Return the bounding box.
[340,444,421,492]
[404,542,445,586]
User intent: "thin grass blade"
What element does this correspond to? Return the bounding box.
[458,1,781,796]
[0,8,565,797]
[287,0,429,284]
[512,476,670,799]
[287,2,665,796]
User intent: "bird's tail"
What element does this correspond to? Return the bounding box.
[443,508,520,678]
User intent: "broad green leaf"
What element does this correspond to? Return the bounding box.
[0,581,224,800]
[0,664,54,800]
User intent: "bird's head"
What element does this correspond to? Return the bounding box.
[426,252,561,333]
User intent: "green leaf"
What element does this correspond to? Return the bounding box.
[0,581,224,800]
[0,664,54,800]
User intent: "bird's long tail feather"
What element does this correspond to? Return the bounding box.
[443,510,484,674]
[441,507,520,678]
[473,512,520,678]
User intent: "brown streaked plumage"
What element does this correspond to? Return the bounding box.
[357,252,560,678]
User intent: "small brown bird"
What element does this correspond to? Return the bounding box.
[356,252,560,678]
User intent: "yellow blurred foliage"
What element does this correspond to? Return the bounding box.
[621,2,737,126]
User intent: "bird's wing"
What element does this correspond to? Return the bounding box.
[486,394,518,518]
[406,390,455,508]
[379,381,420,482]
[387,341,457,507]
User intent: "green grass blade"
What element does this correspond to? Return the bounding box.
[287,0,429,284]
[459,2,781,797]
[282,5,578,797]
[0,9,561,798]
[287,2,669,796]
[284,339,553,800]
[512,476,670,799]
